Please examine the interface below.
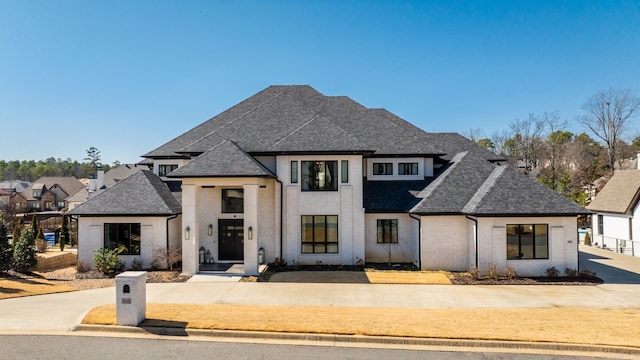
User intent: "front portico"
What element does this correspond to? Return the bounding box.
[181,178,273,276]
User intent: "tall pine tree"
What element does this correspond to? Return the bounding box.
[0,218,11,272]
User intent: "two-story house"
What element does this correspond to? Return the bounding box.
[69,85,588,276]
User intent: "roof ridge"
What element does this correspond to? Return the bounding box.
[267,114,321,150]
[178,90,286,153]
[417,151,467,199]
[462,164,506,213]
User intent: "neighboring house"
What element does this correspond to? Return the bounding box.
[68,165,147,211]
[0,180,30,193]
[588,170,640,257]
[70,85,588,275]
[18,177,85,212]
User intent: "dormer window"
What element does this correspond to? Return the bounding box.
[32,189,42,198]
[158,164,178,177]
[372,163,393,175]
[399,162,418,175]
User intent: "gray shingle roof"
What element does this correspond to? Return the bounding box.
[467,166,590,216]
[587,170,640,214]
[67,170,182,216]
[168,140,276,178]
[23,177,84,200]
[144,85,444,159]
[410,152,589,216]
[364,179,434,212]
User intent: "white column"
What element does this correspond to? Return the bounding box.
[181,183,199,275]
[243,184,259,275]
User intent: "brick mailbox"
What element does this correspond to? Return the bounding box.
[115,271,147,326]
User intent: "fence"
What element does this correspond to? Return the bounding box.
[592,234,640,257]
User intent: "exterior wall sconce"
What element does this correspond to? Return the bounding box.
[185,226,190,240]
[248,226,253,240]
[208,224,213,236]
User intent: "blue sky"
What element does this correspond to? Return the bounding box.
[1,0,639,165]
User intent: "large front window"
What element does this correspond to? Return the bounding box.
[301,215,338,253]
[222,189,244,213]
[507,224,548,260]
[104,223,141,255]
[301,161,338,191]
[377,219,398,243]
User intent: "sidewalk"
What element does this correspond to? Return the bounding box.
[2,245,640,355]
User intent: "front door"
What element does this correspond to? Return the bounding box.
[218,219,244,261]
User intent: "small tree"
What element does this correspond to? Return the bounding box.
[60,215,69,251]
[12,225,37,273]
[35,227,47,253]
[0,218,12,272]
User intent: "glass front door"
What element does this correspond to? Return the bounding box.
[218,219,244,261]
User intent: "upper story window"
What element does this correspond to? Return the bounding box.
[301,161,338,191]
[291,161,298,184]
[341,161,348,183]
[32,189,42,198]
[15,202,21,210]
[57,201,65,209]
[222,189,244,213]
[158,164,178,176]
[372,163,393,175]
[398,162,418,175]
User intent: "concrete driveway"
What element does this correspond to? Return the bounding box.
[1,244,639,332]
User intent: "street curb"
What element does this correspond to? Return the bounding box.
[73,324,640,356]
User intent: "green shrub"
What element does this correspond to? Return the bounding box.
[12,226,37,273]
[130,258,143,270]
[579,267,597,278]
[94,247,125,275]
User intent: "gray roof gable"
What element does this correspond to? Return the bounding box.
[411,152,497,214]
[168,140,276,178]
[144,85,445,159]
[410,152,588,216]
[467,166,589,216]
[67,170,181,216]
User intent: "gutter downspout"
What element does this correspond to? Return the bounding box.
[409,213,421,269]
[276,178,284,261]
[465,214,479,269]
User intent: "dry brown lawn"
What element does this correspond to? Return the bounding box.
[0,277,77,300]
[268,270,451,284]
[82,304,640,348]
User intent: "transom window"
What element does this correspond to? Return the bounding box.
[507,224,548,260]
[377,219,398,244]
[158,164,178,176]
[104,223,141,255]
[372,163,393,175]
[301,161,338,191]
[398,162,418,175]
[301,215,338,253]
[222,189,244,213]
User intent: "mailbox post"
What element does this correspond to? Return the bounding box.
[115,271,147,326]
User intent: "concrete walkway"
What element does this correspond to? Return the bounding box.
[1,245,640,332]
